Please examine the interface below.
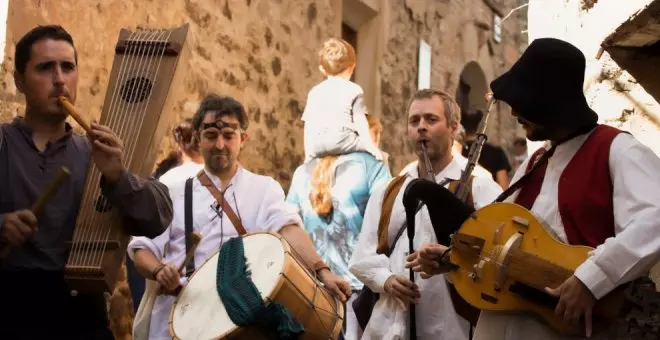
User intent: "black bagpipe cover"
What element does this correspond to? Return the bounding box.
[402,178,476,246]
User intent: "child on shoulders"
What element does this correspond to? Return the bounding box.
[301,37,383,162]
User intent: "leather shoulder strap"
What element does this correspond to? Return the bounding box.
[197,171,247,235]
[184,177,195,277]
[376,175,408,255]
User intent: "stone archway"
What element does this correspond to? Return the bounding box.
[456,61,489,117]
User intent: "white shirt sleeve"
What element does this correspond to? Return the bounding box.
[127,228,171,261]
[127,179,183,261]
[574,133,660,299]
[257,178,304,231]
[349,184,394,293]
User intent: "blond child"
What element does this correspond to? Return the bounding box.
[301,38,383,161]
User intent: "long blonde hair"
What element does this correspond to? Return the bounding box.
[309,156,339,217]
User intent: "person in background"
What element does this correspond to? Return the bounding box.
[461,110,512,189]
[366,114,391,173]
[127,118,204,312]
[287,145,391,339]
[452,124,493,179]
[511,137,528,173]
[152,118,204,184]
[301,37,383,162]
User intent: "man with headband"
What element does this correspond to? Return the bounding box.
[128,94,351,340]
[350,89,501,339]
[409,38,660,340]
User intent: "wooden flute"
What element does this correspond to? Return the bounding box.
[58,96,92,134]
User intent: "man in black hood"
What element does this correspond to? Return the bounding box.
[408,37,660,340]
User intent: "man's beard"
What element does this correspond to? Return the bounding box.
[518,117,552,141]
[27,102,68,124]
[414,138,449,162]
[204,150,231,173]
[526,126,552,141]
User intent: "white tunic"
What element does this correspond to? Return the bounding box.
[474,131,660,340]
[127,167,303,340]
[157,162,204,187]
[349,158,503,340]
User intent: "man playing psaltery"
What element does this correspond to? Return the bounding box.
[0,25,173,340]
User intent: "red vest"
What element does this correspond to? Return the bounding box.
[514,125,623,247]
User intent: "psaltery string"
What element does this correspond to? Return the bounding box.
[69,30,141,269]
[69,27,172,270]
[88,28,162,268]
[90,29,161,267]
[85,29,155,269]
[75,29,146,268]
[91,28,161,267]
[98,29,173,267]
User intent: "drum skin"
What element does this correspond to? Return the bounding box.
[169,231,344,339]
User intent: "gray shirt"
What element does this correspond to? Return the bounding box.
[0,118,173,271]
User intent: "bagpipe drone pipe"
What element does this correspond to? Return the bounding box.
[401,176,482,327]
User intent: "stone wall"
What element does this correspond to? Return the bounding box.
[1,0,527,182]
[379,0,527,173]
[1,0,341,188]
[526,0,660,155]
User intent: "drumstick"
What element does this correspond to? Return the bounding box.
[0,167,71,259]
[157,232,202,296]
[32,167,71,214]
[178,232,202,274]
[58,96,91,134]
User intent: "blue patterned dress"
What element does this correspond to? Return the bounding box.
[286,152,392,290]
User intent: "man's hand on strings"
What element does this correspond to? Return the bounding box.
[384,275,420,309]
[318,268,352,302]
[88,122,125,184]
[406,243,454,279]
[0,210,38,246]
[545,275,596,337]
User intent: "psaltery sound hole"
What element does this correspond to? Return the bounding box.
[120,76,152,104]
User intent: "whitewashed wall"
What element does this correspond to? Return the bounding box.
[525,0,660,156]
[526,0,660,286]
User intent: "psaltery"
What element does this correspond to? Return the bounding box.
[64,24,190,294]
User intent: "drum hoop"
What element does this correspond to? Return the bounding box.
[169,231,290,339]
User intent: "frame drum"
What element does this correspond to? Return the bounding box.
[169,232,344,339]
